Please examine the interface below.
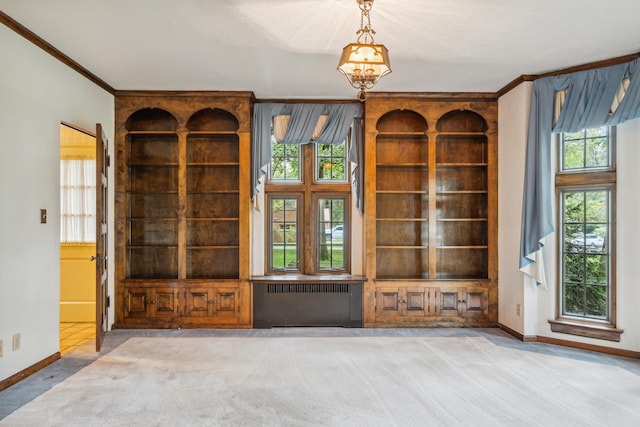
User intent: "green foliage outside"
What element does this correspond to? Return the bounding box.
[272,248,298,269]
[270,138,348,182]
[562,190,609,319]
[560,127,611,320]
[562,127,609,170]
[270,139,300,180]
[316,143,347,181]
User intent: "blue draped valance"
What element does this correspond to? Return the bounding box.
[520,57,640,282]
[251,103,365,212]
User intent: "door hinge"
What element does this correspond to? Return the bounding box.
[107,155,111,167]
[107,295,111,308]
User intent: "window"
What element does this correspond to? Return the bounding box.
[267,134,350,274]
[554,126,619,339]
[60,159,96,243]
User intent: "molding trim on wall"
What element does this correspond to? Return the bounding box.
[495,75,536,98]
[0,11,115,95]
[497,52,640,97]
[0,352,61,392]
[114,90,256,99]
[499,323,639,359]
[366,92,498,101]
[498,323,537,342]
[537,336,640,359]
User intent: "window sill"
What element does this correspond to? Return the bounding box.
[251,274,366,284]
[548,319,623,342]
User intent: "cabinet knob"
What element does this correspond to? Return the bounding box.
[207,300,216,304]
[457,299,466,304]
[146,300,156,305]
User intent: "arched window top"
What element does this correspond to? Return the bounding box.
[187,108,239,132]
[377,110,427,133]
[436,110,487,133]
[125,108,177,131]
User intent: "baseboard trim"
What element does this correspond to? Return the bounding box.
[498,323,537,342]
[498,323,640,359]
[536,336,640,359]
[0,352,61,392]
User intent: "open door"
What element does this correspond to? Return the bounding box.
[94,123,109,351]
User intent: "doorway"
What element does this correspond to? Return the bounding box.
[59,123,96,354]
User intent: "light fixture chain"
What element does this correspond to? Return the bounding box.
[356,0,375,44]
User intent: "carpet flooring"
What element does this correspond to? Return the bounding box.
[2,333,640,427]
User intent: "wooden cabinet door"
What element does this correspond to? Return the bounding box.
[438,287,465,318]
[404,287,429,318]
[212,287,240,319]
[125,287,179,319]
[185,288,215,317]
[459,287,488,319]
[375,286,436,320]
[438,287,488,319]
[185,286,239,319]
[376,287,402,318]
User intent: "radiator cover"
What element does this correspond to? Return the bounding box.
[253,282,362,328]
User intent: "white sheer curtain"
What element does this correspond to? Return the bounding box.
[60,160,96,243]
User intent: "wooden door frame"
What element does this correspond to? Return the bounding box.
[95,123,109,351]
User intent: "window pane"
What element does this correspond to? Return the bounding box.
[585,137,608,168]
[585,255,607,285]
[561,127,610,171]
[270,198,299,270]
[564,223,583,253]
[317,198,346,270]
[560,187,611,321]
[563,192,584,223]
[270,136,300,181]
[585,191,608,223]
[316,141,347,182]
[564,283,585,316]
[564,253,584,283]
[563,140,584,170]
[585,285,607,318]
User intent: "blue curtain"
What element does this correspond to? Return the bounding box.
[520,58,640,278]
[251,103,364,212]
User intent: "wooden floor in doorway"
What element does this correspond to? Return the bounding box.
[60,322,94,355]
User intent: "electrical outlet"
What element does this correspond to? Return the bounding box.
[516,304,521,316]
[12,333,21,351]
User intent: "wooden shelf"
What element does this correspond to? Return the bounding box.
[186,162,240,166]
[188,130,239,135]
[376,245,429,249]
[376,131,427,136]
[117,96,251,328]
[436,163,488,167]
[376,163,428,167]
[127,130,177,135]
[367,99,496,324]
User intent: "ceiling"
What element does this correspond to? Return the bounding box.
[2,0,640,99]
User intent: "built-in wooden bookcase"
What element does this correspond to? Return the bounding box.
[114,92,253,328]
[364,94,498,326]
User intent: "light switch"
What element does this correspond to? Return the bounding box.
[40,209,47,224]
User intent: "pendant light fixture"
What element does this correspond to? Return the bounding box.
[337,0,391,100]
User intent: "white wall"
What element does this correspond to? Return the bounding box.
[497,82,531,335]
[0,25,114,381]
[498,82,640,351]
